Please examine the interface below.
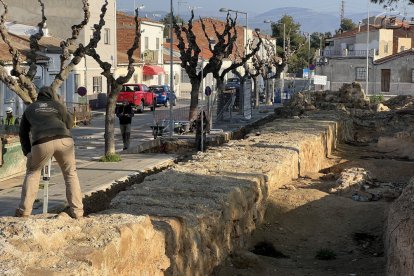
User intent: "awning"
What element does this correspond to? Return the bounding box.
[143,65,165,76]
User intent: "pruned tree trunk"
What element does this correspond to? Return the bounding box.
[265,83,272,105]
[104,82,118,155]
[253,76,259,108]
[84,1,140,158]
[189,78,201,121]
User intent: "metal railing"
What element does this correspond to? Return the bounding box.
[323,49,375,57]
[217,91,236,122]
[65,102,92,126]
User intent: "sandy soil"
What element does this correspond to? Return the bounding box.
[215,143,413,276]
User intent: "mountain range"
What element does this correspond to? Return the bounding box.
[121,7,381,34]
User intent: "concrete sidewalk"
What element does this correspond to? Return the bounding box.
[0,153,175,216]
[0,104,277,217]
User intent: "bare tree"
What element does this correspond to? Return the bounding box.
[261,33,303,105]
[85,1,141,156]
[0,0,91,103]
[173,11,262,120]
[0,0,47,104]
[247,40,266,108]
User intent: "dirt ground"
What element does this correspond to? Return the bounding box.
[215,143,413,276]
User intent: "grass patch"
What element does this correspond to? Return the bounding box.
[315,248,336,260]
[99,153,122,162]
[369,94,385,104]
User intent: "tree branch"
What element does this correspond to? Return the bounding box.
[220,32,262,79]
[116,8,141,85]
[57,0,89,80]
[50,0,91,92]
[0,0,37,102]
[26,0,46,80]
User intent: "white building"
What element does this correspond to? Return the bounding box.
[7,0,117,101]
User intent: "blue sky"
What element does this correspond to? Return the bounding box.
[117,0,414,16]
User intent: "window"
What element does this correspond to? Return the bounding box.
[355,67,366,81]
[145,37,149,50]
[384,44,388,54]
[142,84,149,92]
[104,28,110,44]
[156,38,160,50]
[411,69,414,83]
[74,74,81,91]
[93,76,102,93]
[33,77,42,89]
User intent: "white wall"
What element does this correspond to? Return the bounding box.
[7,0,117,98]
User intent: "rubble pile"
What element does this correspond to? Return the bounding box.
[328,167,405,202]
[384,95,414,110]
[277,82,371,117]
[330,167,373,194]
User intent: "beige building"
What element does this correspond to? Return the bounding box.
[7,0,117,101]
[318,17,414,95]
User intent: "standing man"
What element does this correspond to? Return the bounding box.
[194,110,209,152]
[3,107,19,127]
[116,99,134,150]
[16,86,83,219]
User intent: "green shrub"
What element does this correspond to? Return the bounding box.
[370,94,384,104]
[99,153,121,162]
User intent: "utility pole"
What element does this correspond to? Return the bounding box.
[169,0,174,138]
[366,0,370,96]
[340,0,345,26]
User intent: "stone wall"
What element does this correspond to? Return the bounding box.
[385,177,414,276]
[0,117,339,275]
[0,137,26,181]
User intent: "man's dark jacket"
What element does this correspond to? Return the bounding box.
[19,87,73,156]
[116,104,134,125]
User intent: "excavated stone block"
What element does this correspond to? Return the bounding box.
[385,177,414,276]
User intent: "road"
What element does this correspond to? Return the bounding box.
[71,99,191,161]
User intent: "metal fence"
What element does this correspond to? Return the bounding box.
[65,102,91,126]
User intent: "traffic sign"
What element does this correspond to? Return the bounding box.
[205,86,212,96]
[77,86,87,97]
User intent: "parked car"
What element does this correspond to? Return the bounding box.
[149,85,176,107]
[116,84,156,113]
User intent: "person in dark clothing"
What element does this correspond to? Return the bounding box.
[116,100,134,150]
[17,86,83,219]
[194,110,209,152]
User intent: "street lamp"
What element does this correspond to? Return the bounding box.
[169,0,174,138]
[264,20,285,99]
[366,0,370,96]
[303,32,311,70]
[199,38,215,152]
[219,8,248,57]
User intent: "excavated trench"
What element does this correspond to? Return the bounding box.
[0,110,413,276]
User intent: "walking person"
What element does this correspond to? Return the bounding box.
[116,99,134,150]
[16,86,83,219]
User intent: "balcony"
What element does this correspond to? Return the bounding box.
[323,49,375,57]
